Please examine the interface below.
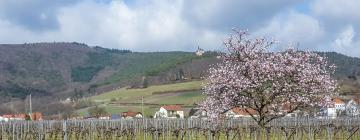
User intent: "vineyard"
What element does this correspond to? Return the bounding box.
[1,118,360,140]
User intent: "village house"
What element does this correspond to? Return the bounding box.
[0,116,5,122]
[225,107,257,118]
[68,116,84,120]
[1,114,26,121]
[317,97,345,118]
[325,98,346,117]
[121,111,143,119]
[99,116,110,120]
[98,114,111,120]
[1,114,13,121]
[154,105,184,119]
[326,107,337,118]
[333,98,346,111]
[0,112,43,122]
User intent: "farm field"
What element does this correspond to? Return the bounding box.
[80,81,205,117]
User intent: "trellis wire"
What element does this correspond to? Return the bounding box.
[0,117,360,139]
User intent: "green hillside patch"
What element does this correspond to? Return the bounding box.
[71,66,103,82]
[90,81,202,102]
[102,52,202,85]
[83,81,205,117]
[144,90,204,105]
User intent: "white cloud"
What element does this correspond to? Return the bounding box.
[0,20,37,43]
[182,0,301,30]
[334,26,355,47]
[255,11,324,50]
[0,0,360,57]
[0,0,224,51]
[307,0,360,56]
[0,0,81,30]
[311,0,360,23]
[331,25,360,57]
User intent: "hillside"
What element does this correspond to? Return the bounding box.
[0,43,215,103]
[318,52,360,95]
[78,52,360,117]
[1,42,360,115]
[78,81,204,117]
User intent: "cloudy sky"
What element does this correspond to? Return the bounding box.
[0,0,359,56]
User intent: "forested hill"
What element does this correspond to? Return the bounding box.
[318,52,360,78]
[0,43,216,102]
[317,52,360,94]
[0,42,359,102]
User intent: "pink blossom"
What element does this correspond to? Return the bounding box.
[200,30,338,126]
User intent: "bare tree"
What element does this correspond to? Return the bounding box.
[88,106,108,118]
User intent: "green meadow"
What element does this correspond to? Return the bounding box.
[81,81,205,117]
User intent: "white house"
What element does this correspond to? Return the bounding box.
[0,116,7,122]
[154,105,184,119]
[318,97,341,118]
[317,106,337,118]
[1,114,26,121]
[225,107,257,118]
[99,116,110,120]
[121,111,143,119]
[326,107,337,118]
[333,98,345,111]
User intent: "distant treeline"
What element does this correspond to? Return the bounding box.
[93,46,132,54]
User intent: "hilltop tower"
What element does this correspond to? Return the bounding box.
[195,46,205,56]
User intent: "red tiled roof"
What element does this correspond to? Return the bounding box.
[14,114,26,119]
[231,107,257,116]
[2,114,27,119]
[162,105,182,111]
[31,112,43,120]
[121,111,141,117]
[2,114,14,118]
[333,98,345,104]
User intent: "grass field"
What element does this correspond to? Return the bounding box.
[90,80,203,102]
[144,90,204,105]
[81,81,205,117]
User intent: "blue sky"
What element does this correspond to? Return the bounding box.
[0,0,359,56]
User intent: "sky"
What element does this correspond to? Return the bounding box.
[0,0,359,56]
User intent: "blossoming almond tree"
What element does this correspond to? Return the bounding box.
[201,30,338,127]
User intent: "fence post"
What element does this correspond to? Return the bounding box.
[63,121,67,140]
